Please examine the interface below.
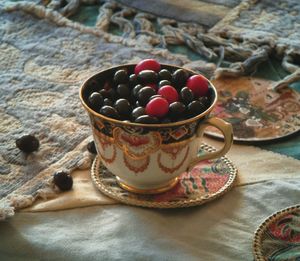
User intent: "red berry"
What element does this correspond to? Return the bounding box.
[134,59,161,75]
[145,97,169,118]
[186,75,208,97]
[157,85,179,104]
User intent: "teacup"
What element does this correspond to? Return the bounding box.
[80,64,233,194]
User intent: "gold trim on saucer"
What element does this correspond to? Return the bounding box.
[116,176,178,194]
[90,143,238,209]
[253,205,300,261]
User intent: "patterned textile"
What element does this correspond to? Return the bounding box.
[0,1,190,219]
[254,205,300,260]
[1,0,299,220]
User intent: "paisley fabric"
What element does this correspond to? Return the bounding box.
[254,206,300,260]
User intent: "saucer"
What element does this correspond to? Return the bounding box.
[90,144,237,208]
[253,205,300,260]
[207,77,300,142]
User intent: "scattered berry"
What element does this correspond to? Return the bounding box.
[157,85,179,104]
[145,97,169,118]
[53,171,73,191]
[134,59,161,75]
[16,134,39,153]
[87,141,97,154]
[186,75,209,97]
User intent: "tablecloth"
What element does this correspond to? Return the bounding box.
[1,0,300,260]
[1,179,300,260]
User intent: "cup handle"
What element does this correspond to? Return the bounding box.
[187,117,233,171]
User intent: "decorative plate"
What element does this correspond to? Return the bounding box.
[253,205,300,260]
[206,77,300,142]
[91,144,237,208]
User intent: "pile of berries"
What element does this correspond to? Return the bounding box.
[87,59,212,124]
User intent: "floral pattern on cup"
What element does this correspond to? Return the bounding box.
[113,127,162,159]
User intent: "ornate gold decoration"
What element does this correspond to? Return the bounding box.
[157,145,190,174]
[116,176,179,194]
[95,118,105,130]
[113,127,162,159]
[169,126,188,140]
[90,143,237,208]
[94,128,116,164]
[123,154,150,174]
[98,146,116,164]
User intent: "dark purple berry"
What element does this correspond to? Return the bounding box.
[131,106,146,121]
[169,102,186,119]
[187,100,206,117]
[99,106,120,119]
[137,86,156,106]
[158,80,171,88]
[135,115,159,124]
[88,92,103,112]
[198,96,210,107]
[137,70,158,84]
[99,89,110,99]
[113,69,128,84]
[103,98,113,106]
[53,171,73,191]
[180,87,194,105]
[87,141,97,154]
[114,99,131,117]
[129,74,138,88]
[132,84,144,98]
[172,69,189,89]
[116,84,130,98]
[159,69,172,81]
[149,94,162,100]
[16,134,39,153]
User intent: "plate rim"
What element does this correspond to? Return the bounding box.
[253,204,300,261]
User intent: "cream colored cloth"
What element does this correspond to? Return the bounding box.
[24,169,117,212]
[23,137,300,212]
